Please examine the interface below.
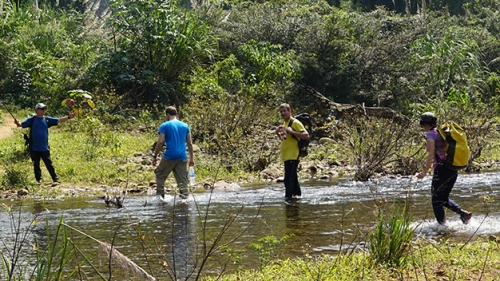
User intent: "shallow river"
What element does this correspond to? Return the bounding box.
[2,171,500,280]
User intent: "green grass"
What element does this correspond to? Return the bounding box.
[0,130,152,186]
[0,115,266,194]
[204,238,500,281]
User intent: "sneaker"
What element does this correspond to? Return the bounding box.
[156,190,165,199]
[460,211,472,225]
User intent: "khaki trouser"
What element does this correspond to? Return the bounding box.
[155,158,189,198]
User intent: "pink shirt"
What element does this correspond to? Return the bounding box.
[425,128,445,168]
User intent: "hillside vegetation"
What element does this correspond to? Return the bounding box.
[1,0,500,185]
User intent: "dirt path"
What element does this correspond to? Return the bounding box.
[0,114,17,140]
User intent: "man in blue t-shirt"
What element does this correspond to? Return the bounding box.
[14,103,76,184]
[152,106,194,199]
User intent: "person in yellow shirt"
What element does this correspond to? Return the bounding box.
[275,103,309,202]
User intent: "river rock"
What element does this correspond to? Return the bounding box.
[17,189,28,196]
[319,137,336,145]
[213,180,240,189]
[260,166,282,180]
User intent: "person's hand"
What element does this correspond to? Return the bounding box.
[275,125,283,134]
[152,157,158,166]
[68,111,76,119]
[416,172,426,179]
[189,160,194,167]
[14,119,21,127]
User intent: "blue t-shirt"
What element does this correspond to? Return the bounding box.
[21,116,58,152]
[158,120,190,161]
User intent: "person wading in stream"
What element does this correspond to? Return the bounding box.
[275,103,309,203]
[417,112,472,225]
[152,106,194,200]
[14,103,76,185]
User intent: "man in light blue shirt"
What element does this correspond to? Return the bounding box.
[152,106,194,199]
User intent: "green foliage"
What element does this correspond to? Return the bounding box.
[78,116,112,160]
[184,50,296,172]
[84,0,217,108]
[0,162,31,189]
[206,237,500,280]
[32,217,79,281]
[250,234,295,269]
[61,90,96,118]
[408,26,488,102]
[184,95,279,174]
[0,2,106,109]
[237,40,300,105]
[368,204,414,267]
[339,113,422,181]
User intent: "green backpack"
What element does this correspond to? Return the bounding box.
[437,121,470,170]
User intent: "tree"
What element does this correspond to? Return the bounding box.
[83,0,217,109]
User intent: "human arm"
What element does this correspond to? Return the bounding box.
[57,111,76,124]
[275,125,285,139]
[15,117,30,128]
[186,132,194,166]
[417,138,435,179]
[285,121,310,140]
[152,133,165,166]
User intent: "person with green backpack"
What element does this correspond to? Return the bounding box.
[417,112,472,225]
[14,103,76,185]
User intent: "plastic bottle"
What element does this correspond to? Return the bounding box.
[280,130,287,140]
[189,166,196,186]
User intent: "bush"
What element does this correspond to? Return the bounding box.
[368,204,414,267]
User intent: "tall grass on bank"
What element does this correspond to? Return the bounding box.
[368,204,414,267]
[205,237,500,281]
[0,204,79,281]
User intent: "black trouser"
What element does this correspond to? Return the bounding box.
[431,164,463,224]
[284,160,301,198]
[30,151,58,182]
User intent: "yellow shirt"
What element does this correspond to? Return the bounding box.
[280,119,306,161]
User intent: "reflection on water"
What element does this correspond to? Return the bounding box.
[1,171,500,279]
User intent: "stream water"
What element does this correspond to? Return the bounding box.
[2,171,500,280]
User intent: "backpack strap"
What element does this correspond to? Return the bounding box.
[287,118,299,142]
[26,115,36,136]
[27,116,51,137]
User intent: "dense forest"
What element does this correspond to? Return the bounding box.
[1,0,499,179]
[1,0,499,111]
